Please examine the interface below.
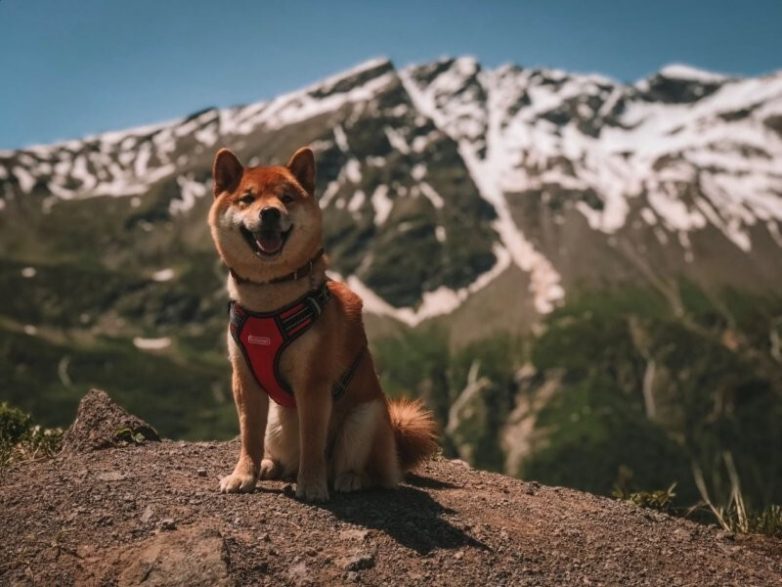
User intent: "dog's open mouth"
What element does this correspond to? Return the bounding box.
[240,226,293,257]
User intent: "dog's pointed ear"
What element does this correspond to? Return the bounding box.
[212,148,243,197]
[287,147,315,196]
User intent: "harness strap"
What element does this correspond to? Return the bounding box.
[276,285,331,339]
[332,347,366,401]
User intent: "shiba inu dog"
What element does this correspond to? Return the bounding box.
[208,146,438,501]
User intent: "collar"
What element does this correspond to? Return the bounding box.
[229,248,325,287]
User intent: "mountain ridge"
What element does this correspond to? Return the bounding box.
[2,56,780,327]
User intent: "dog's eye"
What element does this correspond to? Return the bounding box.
[281,194,294,205]
[238,194,254,206]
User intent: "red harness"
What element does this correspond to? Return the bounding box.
[229,282,363,408]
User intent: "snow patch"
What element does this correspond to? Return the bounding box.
[321,180,341,207]
[411,164,427,181]
[348,245,512,327]
[419,182,444,209]
[334,125,350,152]
[347,190,366,212]
[658,64,729,84]
[345,159,362,183]
[152,268,175,282]
[194,124,218,147]
[133,337,172,351]
[371,185,393,225]
[384,126,410,154]
[12,167,35,193]
[172,175,208,214]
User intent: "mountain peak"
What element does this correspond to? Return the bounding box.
[307,57,396,96]
[657,63,730,83]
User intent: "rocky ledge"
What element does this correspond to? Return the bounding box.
[0,391,780,586]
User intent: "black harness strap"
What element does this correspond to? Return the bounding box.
[277,285,331,339]
[332,347,366,401]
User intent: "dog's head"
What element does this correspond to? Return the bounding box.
[208,147,323,281]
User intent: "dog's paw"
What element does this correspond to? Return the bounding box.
[334,472,364,493]
[295,476,330,502]
[259,458,282,480]
[219,472,257,493]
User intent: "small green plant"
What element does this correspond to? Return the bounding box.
[0,402,63,470]
[750,505,782,537]
[0,402,33,444]
[24,424,65,459]
[613,483,677,512]
[113,427,151,445]
[692,453,782,537]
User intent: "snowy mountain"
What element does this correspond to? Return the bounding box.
[2,57,781,331]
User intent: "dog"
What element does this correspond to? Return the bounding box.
[208,145,438,501]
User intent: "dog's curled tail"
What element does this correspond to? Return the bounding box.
[388,398,439,471]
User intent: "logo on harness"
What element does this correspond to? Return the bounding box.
[247,335,272,346]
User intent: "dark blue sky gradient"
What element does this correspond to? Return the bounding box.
[1,0,780,149]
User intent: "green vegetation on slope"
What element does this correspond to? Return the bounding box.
[1,255,780,523]
[372,282,782,517]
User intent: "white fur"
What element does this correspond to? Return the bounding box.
[331,400,383,491]
[263,403,300,479]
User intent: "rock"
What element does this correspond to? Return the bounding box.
[160,518,176,531]
[110,524,230,586]
[345,552,375,571]
[287,561,310,586]
[62,389,160,453]
[96,471,126,482]
[339,528,371,542]
[197,467,207,477]
[140,505,155,523]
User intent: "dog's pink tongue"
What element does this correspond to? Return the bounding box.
[256,231,282,254]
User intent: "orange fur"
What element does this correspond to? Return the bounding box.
[208,145,439,501]
[388,398,439,471]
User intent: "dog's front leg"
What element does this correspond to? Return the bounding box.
[220,357,269,493]
[295,386,332,502]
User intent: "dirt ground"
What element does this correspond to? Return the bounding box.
[1,392,780,586]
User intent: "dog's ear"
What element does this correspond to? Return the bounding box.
[212,148,243,198]
[287,147,315,196]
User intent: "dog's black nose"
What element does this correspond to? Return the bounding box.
[260,207,281,223]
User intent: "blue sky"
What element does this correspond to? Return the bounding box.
[1,0,780,149]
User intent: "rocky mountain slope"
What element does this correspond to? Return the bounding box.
[1,57,781,325]
[1,391,780,586]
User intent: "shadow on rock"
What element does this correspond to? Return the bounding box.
[319,484,488,555]
[405,472,460,490]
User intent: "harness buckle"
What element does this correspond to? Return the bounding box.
[307,296,322,317]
